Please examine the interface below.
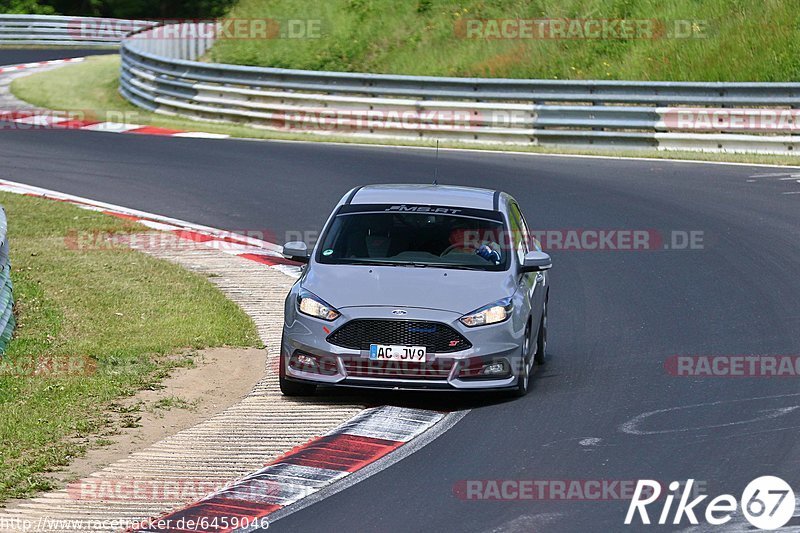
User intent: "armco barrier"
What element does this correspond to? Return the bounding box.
[0,14,150,47]
[2,15,798,154]
[0,206,14,354]
[117,22,800,154]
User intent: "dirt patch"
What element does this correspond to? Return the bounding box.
[48,347,267,485]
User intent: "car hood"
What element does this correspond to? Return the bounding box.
[301,263,515,315]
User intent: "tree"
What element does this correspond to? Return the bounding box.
[0,0,57,14]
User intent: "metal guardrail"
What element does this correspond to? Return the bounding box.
[0,14,150,47]
[0,206,14,354]
[33,19,796,154]
[2,15,800,153]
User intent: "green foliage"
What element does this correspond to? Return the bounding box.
[0,0,56,14]
[207,0,800,81]
[0,0,235,17]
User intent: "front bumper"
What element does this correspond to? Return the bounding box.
[282,306,526,391]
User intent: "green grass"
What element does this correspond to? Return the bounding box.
[150,396,198,413]
[0,192,260,501]
[10,55,263,138]
[208,0,800,81]
[13,54,389,141]
[11,54,800,167]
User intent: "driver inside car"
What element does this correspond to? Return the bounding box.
[446,225,502,264]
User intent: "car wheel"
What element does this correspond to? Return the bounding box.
[279,348,317,397]
[512,322,533,397]
[534,302,547,365]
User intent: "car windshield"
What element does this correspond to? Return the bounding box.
[316,208,509,271]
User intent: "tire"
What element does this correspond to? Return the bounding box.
[534,301,547,365]
[512,322,533,397]
[279,350,317,396]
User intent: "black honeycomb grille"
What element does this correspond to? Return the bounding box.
[327,319,471,353]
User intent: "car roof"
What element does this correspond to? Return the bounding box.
[347,184,501,211]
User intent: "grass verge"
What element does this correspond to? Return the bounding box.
[0,191,260,502]
[9,54,800,167]
[210,0,800,82]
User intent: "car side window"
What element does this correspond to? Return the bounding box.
[507,202,527,265]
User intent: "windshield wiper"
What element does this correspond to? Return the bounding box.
[386,261,431,268]
[343,259,486,270]
[343,259,428,268]
[423,263,485,270]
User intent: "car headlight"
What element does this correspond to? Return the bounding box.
[297,289,340,321]
[460,298,513,327]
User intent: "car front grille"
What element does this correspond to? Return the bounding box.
[343,358,454,380]
[327,319,471,353]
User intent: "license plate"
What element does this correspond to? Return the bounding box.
[369,344,427,362]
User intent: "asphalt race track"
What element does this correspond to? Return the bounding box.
[2,50,800,532]
[0,48,113,65]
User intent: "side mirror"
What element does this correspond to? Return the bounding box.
[521,250,552,272]
[282,241,309,263]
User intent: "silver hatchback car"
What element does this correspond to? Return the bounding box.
[279,184,551,396]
